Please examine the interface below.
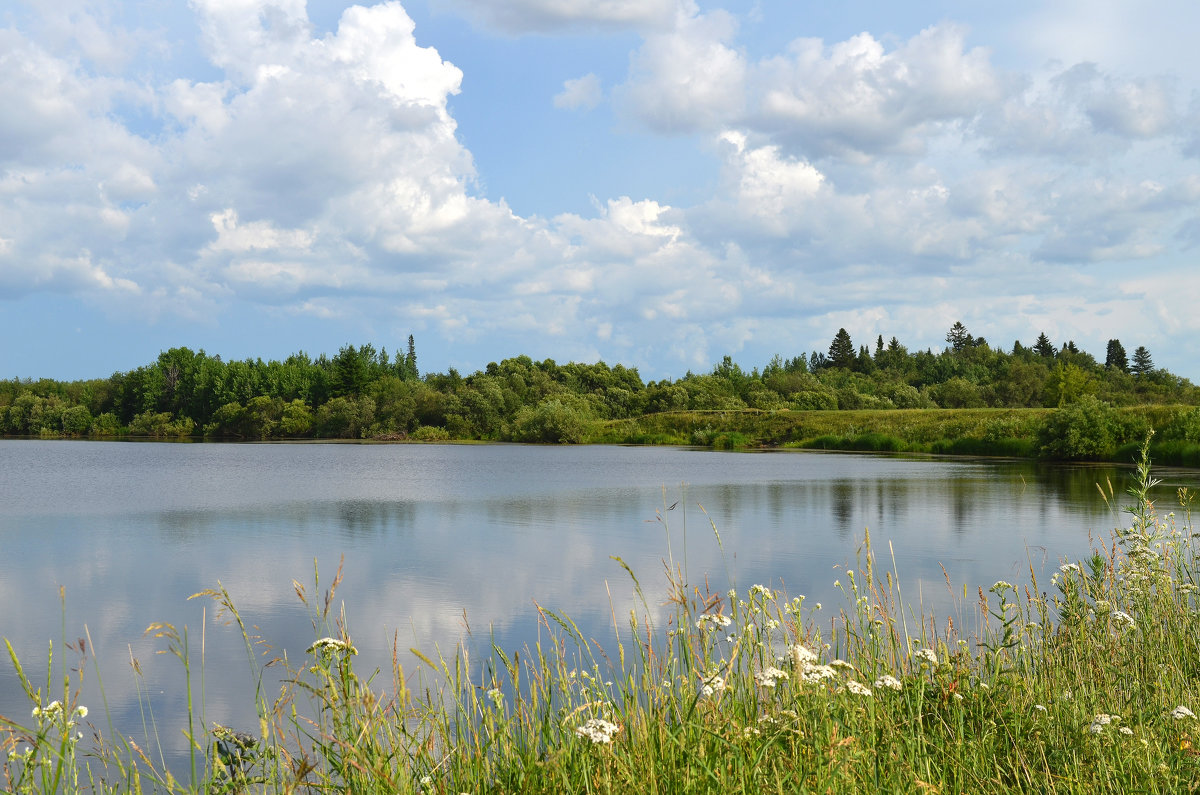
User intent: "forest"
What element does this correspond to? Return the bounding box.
[2,325,1198,461]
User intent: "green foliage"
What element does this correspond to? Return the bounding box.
[1037,395,1121,459]
[509,399,590,443]
[1042,362,1097,407]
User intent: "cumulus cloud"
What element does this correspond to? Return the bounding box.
[553,73,602,110]
[444,0,688,33]
[615,9,746,133]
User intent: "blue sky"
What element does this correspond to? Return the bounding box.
[3,0,1200,381]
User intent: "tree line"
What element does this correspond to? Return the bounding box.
[1,324,1195,442]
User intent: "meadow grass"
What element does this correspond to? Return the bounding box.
[3,439,1200,793]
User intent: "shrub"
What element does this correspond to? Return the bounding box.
[1037,395,1120,460]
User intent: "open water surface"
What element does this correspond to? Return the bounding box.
[2,439,1196,773]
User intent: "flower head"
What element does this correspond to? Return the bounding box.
[843,680,872,697]
[911,648,938,667]
[755,666,790,688]
[1171,705,1196,720]
[575,718,620,744]
[874,674,902,691]
[307,637,358,657]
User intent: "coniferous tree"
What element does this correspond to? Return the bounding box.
[946,321,970,352]
[1105,339,1129,372]
[1033,333,1055,358]
[827,329,855,369]
[1131,346,1154,376]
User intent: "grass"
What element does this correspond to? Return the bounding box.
[4,439,1200,792]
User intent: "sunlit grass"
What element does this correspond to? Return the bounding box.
[4,437,1200,792]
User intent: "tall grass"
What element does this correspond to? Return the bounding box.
[4,439,1200,792]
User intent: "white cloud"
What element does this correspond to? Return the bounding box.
[615,9,745,133]
[553,73,602,110]
[444,0,689,34]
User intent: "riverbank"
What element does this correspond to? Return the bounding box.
[589,403,1200,465]
[3,443,1199,793]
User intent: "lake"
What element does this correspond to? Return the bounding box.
[1,439,1194,771]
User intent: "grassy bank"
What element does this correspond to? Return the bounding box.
[590,404,1200,464]
[4,442,1200,792]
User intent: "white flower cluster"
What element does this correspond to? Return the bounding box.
[575,718,620,744]
[798,664,836,684]
[699,674,727,697]
[307,637,358,656]
[1088,713,1120,734]
[874,675,902,692]
[843,680,873,697]
[695,613,732,630]
[755,666,790,688]
[1171,705,1196,720]
[788,644,818,667]
[911,648,939,667]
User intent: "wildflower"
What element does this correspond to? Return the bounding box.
[1034,704,1047,713]
[844,680,872,697]
[486,687,504,708]
[696,613,732,630]
[755,666,789,688]
[830,659,855,672]
[1111,611,1136,630]
[874,675,902,691]
[75,705,88,719]
[750,584,772,598]
[728,588,737,600]
[1120,727,1134,736]
[420,776,433,786]
[307,637,358,657]
[990,580,1015,594]
[1171,705,1196,720]
[1060,563,1081,574]
[912,648,938,667]
[1088,714,1119,734]
[743,725,761,738]
[575,718,620,744]
[798,664,836,684]
[699,674,727,697]
[788,644,818,667]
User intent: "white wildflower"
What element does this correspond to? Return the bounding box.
[990,580,1015,594]
[696,613,732,630]
[307,637,358,656]
[912,648,938,667]
[699,675,726,697]
[788,644,819,667]
[1060,563,1080,574]
[74,705,88,719]
[486,688,504,708]
[844,680,872,697]
[1119,726,1134,736]
[1034,704,1047,713]
[799,664,837,684]
[574,718,620,744]
[1111,611,1136,630]
[874,675,902,691]
[1088,713,1119,734]
[830,659,855,672]
[750,584,772,598]
[1171,705,1196,720]
[755,666,790,688]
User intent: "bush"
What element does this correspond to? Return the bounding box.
[1037,396,1120,460]
[410,425,450,441]
[509,399,589,444]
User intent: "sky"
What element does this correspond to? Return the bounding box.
[3,0,1200,382]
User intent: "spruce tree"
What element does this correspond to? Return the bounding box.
[1033,332,1055,358]
[1131,346,1154,376]
[827,329,855,369]
[1105,339,1129,372]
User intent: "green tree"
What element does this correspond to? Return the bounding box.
[1033,332,1055,358]
[1131,346,1154,376]
[827,329,855,369]
[1105,339,1128,372]
[946,321,970,352]
[1042,362,1097,407]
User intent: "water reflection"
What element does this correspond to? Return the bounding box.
[0,440,1195,775]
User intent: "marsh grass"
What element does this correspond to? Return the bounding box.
[4,438,1200,792]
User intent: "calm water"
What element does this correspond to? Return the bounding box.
[2,440,1195,769]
